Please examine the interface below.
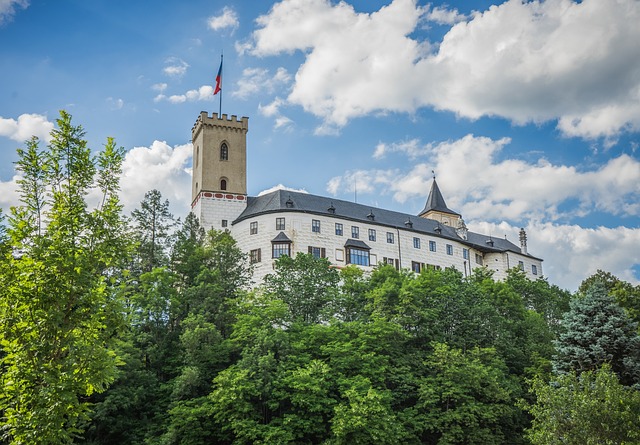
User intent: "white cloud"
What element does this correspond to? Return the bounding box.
[248,0,640,140]
[329,134,640,222]
[0,113,53,143]
[258,183,308,196]
[0,0,28,25]
[233,67,291,99]
[120,141,192,216]
[155,85,215,104]
[163,57,189,78]
[424,5,466,25]
[152,83,168,92]
[372,138,425,159]
[471,220,640,291]
[207,6,239,32]
[106,97,124,110]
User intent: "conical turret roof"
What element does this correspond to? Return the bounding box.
[418,179,460,218]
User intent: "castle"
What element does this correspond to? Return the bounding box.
[190,111,543,282]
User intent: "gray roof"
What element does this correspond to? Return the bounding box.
[419,179,460,217]
[234,189,541,260]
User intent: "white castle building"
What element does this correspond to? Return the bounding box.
[190,111,543,283]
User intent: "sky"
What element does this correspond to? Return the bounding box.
[1,0,639,291]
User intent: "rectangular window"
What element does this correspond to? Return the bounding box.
[383,257,399,270]
[429,240,436,252]
[532,264,538,275]
[368,229,376,241]
[250,221,258,235]
[312,219,321,233]
[272,243,290,259]
[335,248,344,262]
[335,223,343,236]
[346,247,369,266]
[352,226,359,239]
[308,246,326,259]
[413,237,420,249]
[276,217,285,230]
[370,253,378,265]
[427,264,442,271]
[518,261,524,271]
[250,248,261,264]
[446,244,453,255]
[475,253,483,265]
[463,248,469,260]
[387,232,394,244]
[411,261,424,273]
[221,219,228,228]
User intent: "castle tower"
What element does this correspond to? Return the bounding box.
[191,111,249,231]
[418,178,461,226]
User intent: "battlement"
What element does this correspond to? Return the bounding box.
[192,111,249,138]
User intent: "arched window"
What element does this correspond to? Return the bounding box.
[195,145,199,168]
[220,143,228,160]
[220,179,227,190]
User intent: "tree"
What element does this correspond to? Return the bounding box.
[0,111,130,444]
[263,253,340,323]
[525,365,640,445]
[131,189,175,272]
[579,270,640,324]
[554,282,640,386]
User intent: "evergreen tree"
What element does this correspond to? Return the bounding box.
[131,189,175,272]
[554,282,640,386]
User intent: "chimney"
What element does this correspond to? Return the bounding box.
[519,228,528,255]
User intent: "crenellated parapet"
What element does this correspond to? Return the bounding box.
[192,111,249,139]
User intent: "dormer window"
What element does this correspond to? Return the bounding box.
[367,210,375,221]
[220,142,229,161]
[286,196,294,208]
[328,203,336,214]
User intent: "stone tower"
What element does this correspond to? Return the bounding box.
[191,111,249,231]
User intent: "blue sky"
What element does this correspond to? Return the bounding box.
[1,0,639,291]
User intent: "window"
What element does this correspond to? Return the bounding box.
[518,261,524,271]
[346,247,369,266]
[411,261,424,273]
[413,237,420,249]
[272,242,290,259]
[250,221,258,235]
[429,240,436,252]
[352,226,359,239]
[446,244,453,255]
[335,223,343,236]
[221,219,228,228]
[220,179,227,190]
[387,232,394,244]
[532,264,538,275]
[250,248,261,264]
[220,143,228,160]
[335,249,344,261]
[276,217,285,230]
[368,229,376,242]
[312,219,321,233]
[463,248,469,260]
[427,264,442,271]
[475,253,483,265]
[383,257,399,270]
[308,246,326,259]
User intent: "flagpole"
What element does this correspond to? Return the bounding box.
[218,53,223,117]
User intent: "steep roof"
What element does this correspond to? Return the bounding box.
[418,179,460,218]
[234,189,541,260]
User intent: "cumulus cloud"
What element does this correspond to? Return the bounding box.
[163,57,189,78]
[328,134,640,222]
[248,0,640,140]
[0,113,53,143]
[258,183,308,196]
[0,0,28,25]
[154,85,215,103]
[373,138,425,159]
[472,220,640,291]
[233,67,291,99]
[424,4,466,25]
[207,6,239,32]
[120,141,192,216]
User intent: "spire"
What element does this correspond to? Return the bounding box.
[418,178,460,219]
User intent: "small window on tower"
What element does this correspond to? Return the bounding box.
[220,143,229,160]
[220,179,227,190]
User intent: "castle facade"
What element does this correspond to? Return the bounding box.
[190,111,543,283]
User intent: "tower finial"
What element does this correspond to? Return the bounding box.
[432,170,436,180]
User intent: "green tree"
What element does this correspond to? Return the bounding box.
[525,365,640,445]
[0,111,130,444]
[554,282,640,386]
[131,189,175,272]
[579,269,640,324]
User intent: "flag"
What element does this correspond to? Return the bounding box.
[214,59,222,95]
